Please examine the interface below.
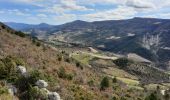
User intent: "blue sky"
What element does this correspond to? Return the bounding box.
[0,0,170,25]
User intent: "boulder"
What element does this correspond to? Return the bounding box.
[48,92,60,100]
[8,85,17,95]
[17,66,27,75]
[35,80,48,88]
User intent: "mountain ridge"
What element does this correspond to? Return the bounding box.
[4,17,170,70]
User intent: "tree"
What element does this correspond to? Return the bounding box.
[112,77,117,83]
[100,76,109,90]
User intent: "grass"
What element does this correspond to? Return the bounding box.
[128,85,144,90]
[117,77,140,86]
[72,53,94,65]
[105,67,138,80]
[144,84,168,90]
[0,94,13,100]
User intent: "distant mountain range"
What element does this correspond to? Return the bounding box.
[4,17,170,70]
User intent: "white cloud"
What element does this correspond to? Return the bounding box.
[8,0,44,3]
[37,14,47,18]
[81,0,125,5]
[6,9,30,16]
[39,0,93,15]
[54,13,77,24]
[81,6,137,21]
[1,0,170,24]
[126,0,155,9]
[60,0,92,11]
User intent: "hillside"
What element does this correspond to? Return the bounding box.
[6,17,170,70]
[0,22,107,100]
[1,22,170,100]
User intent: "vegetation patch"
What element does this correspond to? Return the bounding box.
[72,53,94,66]
[117,77,140,86]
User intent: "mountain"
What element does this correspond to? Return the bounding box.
[48,18,170,70]
[4,22,55,39]
[5,18,170,70]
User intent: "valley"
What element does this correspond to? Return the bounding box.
[1,18,170,100]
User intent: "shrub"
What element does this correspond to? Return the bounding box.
[0,56,18,82]
[113,58,131,68]
[65,58,70,63]
[0,61,6,79]
[57,67,73,80]
[145,92,158,100]
[1,25,5,29]
[57,67,66,79]
[66,74,73,80]
[76,62,83,70]
[0,86,8,94]
[15,76,31,92]
[28,70,46,85]
[36,42,41,47]
[112,77,117,83]
[112,96,118,100]
[13,57,25,66]
[14,31,26,37]
[58,56,62,61]
[100,76,109,90]
[76,62,80,67]
[88,80,94,87]
[29,86,48,100]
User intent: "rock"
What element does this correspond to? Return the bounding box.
[48,92,60,100]
[160,90,166,95]
[8,85,17,95]
[17,66,27,75]
[41,88,50,94]
[35,80,48,88]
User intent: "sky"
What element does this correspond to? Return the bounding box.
[0,0,170,25]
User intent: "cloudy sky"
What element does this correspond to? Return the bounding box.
[0,0,170,25]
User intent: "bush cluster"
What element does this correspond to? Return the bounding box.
[0,56,20,82]
[113,58,132,68]
[13,31,26,37]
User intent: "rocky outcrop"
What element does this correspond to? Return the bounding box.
[15,65,61,100]
[35,80,60,100]
[142,34,161,54]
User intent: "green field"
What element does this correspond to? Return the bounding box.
[71,53,94,65]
